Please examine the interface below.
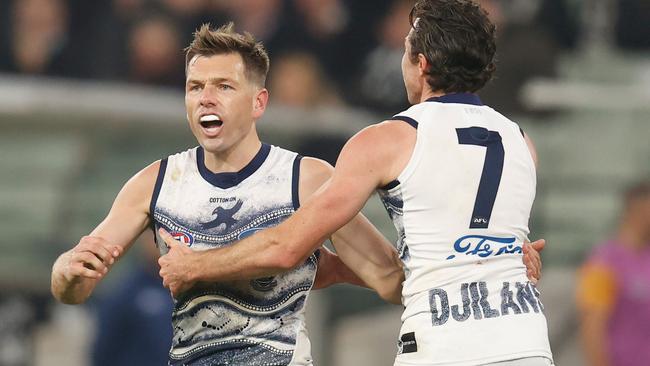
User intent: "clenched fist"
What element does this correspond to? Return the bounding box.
[158,228,197,298]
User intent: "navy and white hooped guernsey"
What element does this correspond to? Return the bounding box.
[151,143,317,366]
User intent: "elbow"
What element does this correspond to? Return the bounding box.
[50,274,91,305]
[377,286,403,305]
[383,295,402,306]
[51,289,88,305]
[60,296,87,305]
[376,271,404,305]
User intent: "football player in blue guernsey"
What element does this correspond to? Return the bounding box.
[51,21,544,366]
[156,1,554,365]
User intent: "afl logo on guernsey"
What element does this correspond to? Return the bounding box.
[171,231,194,246]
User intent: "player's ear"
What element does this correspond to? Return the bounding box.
[252,88,269,120]
[417,53,428,76]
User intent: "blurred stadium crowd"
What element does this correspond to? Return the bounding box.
[0,0,628,114]
[1,0,648,115]
[0,1,649,366]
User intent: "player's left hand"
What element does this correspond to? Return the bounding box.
[158,228,197,298]
[313,246,339,290]
[523,239,545,285]
[313,245,368,290]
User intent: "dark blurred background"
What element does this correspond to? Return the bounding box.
[0,0,649,365]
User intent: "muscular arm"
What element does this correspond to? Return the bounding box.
[160,122,544,295]
[300,158,404,304]
[159,154,406,302]
[328,214,404,304]
[160,122,408,286]
[50,162,159,304]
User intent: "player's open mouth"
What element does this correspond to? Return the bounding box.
[199,114,223,135]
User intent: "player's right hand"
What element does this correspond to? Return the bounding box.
[523,238,545,285]
[61,236,123,281]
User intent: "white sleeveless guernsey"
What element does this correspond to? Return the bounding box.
[378,94,553,365]
[150,143,317,366]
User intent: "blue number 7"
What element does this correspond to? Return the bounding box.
[456,127,504,229]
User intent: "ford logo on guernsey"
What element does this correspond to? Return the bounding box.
[171,231,194,247]
[446,235,519,260]
[238,227,265,240]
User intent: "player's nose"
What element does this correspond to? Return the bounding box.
[199,85,218,107]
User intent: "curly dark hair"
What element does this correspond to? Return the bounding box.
[408,0,497,93]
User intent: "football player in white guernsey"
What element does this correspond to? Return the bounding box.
[50,23,405,366]
[51,20,543,366]
[157,1,553,365]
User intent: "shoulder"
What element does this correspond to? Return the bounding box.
[343,120,416,168]
[116,160,163,205]
[323,120,416,188]
[300,157,334,177]
[349,120,416,150]
[298,157,334,199]
[130,160,162,188]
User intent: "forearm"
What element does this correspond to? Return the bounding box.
[336,245,403,303]
[334,241,404,304]
[51,252,98,304]
[184,175,365,283]
[330,215,404,304]
[190,226,317,282]
[374,267,403,304]
[363,260,403,304]
[333,255,369,288]
[313,247,369,290]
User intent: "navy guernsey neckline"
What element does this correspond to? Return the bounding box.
[196,143,271,189]
[425,93,483,106]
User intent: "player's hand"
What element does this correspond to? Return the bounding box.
[313,246,367,290]
[60,236,123,282]
[313,247,339,290]
[158,228,197,298]
[523,239,545,285]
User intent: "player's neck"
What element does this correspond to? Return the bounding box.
[418,89,448,104]
[203,133,263,174]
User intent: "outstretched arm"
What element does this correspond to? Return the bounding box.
[158,122,412,293]
[51,162,158,304]
[302,158,404,303]
[328,213,404,304]
[158,154,406,300]
[157,124,546,297]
